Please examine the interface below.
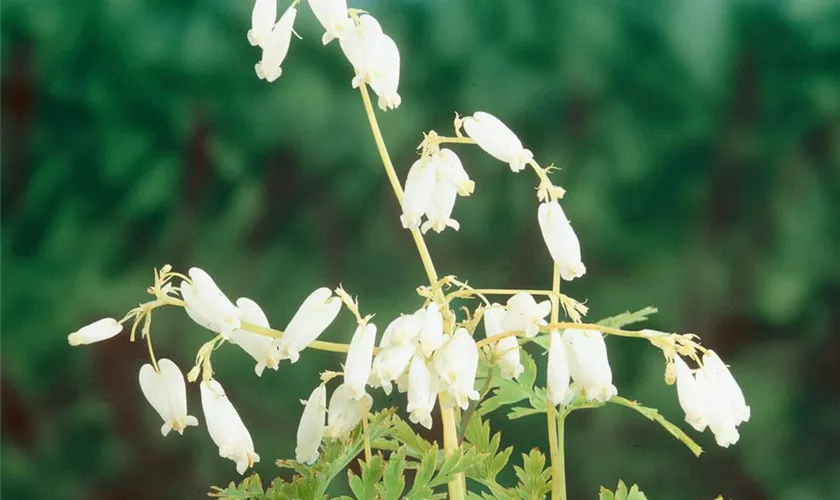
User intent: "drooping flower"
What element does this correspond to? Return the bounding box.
[326,383,372,440]
[247,0,277,47]
[436,148,474,196]
[68,318,123,346]
[400,157,437,230]
[139,359,199,436]
[406,355,437,429]
[564,329,617,402]
[673,355,710,432]
[416,302,445,357]
[369,33,401,111]
[307,0,353,45]
[433,329,480,410]
[502,293,551,338]
[180,268,242,340]
[339,15,384,88]
[546,331,571,406]
[462,111,533,172]
[701,351,750,425]
[255,7,297,83]
[230,298,282,376]
[275,287,342,363]
[538,200,586,281]
[295,384,327,464]
[200,379,259,474]
[343,323,377,400]
[483,304,523,380]
[369,315,420,394]
[421,169,460,234]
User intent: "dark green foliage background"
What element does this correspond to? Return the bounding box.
[2,0,839,498]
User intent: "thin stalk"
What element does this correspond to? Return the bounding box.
[361,404,372,462]
[546,400,562,500]
[557,411,567,500]
[440,406,465,500]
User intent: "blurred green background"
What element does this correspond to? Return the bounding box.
[2,0,839,498]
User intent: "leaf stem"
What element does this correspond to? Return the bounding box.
[440,405,466,500]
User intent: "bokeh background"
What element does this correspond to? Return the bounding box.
[2,0,839,498]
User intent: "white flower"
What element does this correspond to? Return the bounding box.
[180,268,241,340]
[326,383,372,440]
[307,0,353,45]
[406,355,437,429]
[247,0,277,47]
[462,111,533,172]
[483,304,523,380]
[400,157,437,230]
[694,367,740,447]
[538,201,586,281]
[381,314,421,347]
[546,331,571,406]
[68,318,122,346]
[139,359,199,436]
[673,355,710,432]
[370,33,401,111]
[564,329,617,402]
[502,293,551,338]
[230,298,282,377]
[436,148,474,196]
[433,329,480,410]
[343,323,377,400]
[417,303,445,357]
[200,379,259,474]
[255,7,297,83]
[296,384,327,464]
[421,166,460,234]
[369,315,420,394]
[339,15,383,88]
[702,351,750,425]
[275,287,342,363]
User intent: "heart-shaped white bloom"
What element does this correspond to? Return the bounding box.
[406,355,438,429]
[674,355,710,432]
[255,7,297,83]
[538,201,586,281]
[462,111,533,172]
[326,383,372,440]
[200,379,259,474]
[547,331,571,406]
[68,318,123,346]
[230,298,282,376]
[693,367,740,447]
[180,268,242,341]
[369,315,420,394]
[421,170,460,234]
[307,0,353,45]
[274,287,342,363]
[344,323,377,400]
[339,15,384,88]
[296,384,327,464]
[369,33,401,111]
[433,329,480,410]
[436,148,474,197]
[247,0,277,47]
[416,303,445,357]
[502,293,551,338]
[564,329,617,402]
[701,351,750,425]
[139,359,199,436]
[483,304,523,380]
[400,157,437,230]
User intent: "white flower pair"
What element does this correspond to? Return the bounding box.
[249,0,297,82]
[546,329,618,406]
[400,149,473,234]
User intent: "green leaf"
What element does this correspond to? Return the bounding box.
[513,449,552,500]
[428,449,485,488]
[599,480,648,500]
[389,415,434,457]
[596,307,658,329]
[609,396,703,457]
[599,487,616,500]
[348,455,384,500]
[379,447,407,500]
[404,444,439,500]
[481,351,547,419]
[463,414,513,483]
[209,474,264,499]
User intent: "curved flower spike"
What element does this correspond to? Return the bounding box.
[274,287,342,363]
[433,329,480,410]
[436,148,474,197]
[400,157,436,230]
[484,304,523,380]
[565,329,617,402]
[339,15,384,88]
[538,200,586,281]
[248,0,277,48]
[502,292,551,338]
[326,383,372,440]
[547,331,571,406]
[180,268,241,341]
[462,111,533,172]
[416,302,445,357]
[139,359,199,436]
[231,298,282,376]
[255,7,297,83]
[200,379,259,474]
[308,0,353,45]
[370,33,401,111]
[406,355,438,429]
[344,323,377,400]
[421,171,460,234]
[68,318,122,346]
[296,384,327,464]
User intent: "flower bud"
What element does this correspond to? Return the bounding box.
[200,379,260,474]
[564,329,617,402]
[547,331,571,406]
[295,384,327,464]
[483,304,523,380]
[139,359,199,436]
[275,287,342,363]
[230,298,282,377]
[68,318,122,346]
[180,268,241,340]
[406,355,437,429]
[538,201,585,281]
[247,0,277,47]
[326,383,372,440]
[433,329,480,410]
[502,293,551,338]
[255,7,297,83]
[462,111,533,172]
[344,323,377,400]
